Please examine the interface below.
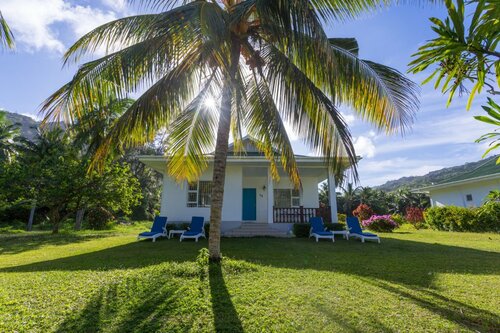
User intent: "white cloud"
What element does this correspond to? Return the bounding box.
[340,111,356,125]
[1,0,117,53]
[101,0,127,12]
[374,112,492,155]
[354,135,376,158]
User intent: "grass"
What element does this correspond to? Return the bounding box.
[0,224,499,332]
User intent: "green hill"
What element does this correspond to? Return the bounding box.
[375,155,500,191]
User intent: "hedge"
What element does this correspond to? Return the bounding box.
[424,202,500,232]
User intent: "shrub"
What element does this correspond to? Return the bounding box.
[86,207,115,230]
[337,213,347,223]
[391,213,406,226]
[325,222,347,231]
[352,204,374,222]
[405,207,426,229]
[292,224,310,237]
[424,206,476,232]
[425,203,500,232]
[475,202,500,232]
[361,215,399,232]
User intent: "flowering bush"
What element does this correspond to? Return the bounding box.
[352,204,374,222]
[405,207,426,229]
[361,215,399,232]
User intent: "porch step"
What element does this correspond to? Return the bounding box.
[223,223,291,238]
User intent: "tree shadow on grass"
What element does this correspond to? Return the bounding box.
[53,254,244,332]
[2,238,498,288]
[364,278,500,332]
[209,263,244,333]
[2,236,499,332]
[55,265,202,332]
[0,231,120,255]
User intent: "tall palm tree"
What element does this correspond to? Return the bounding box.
[0,11,14,49]
[341,182,361,215]
[41,0,419,261]
[0,111,20,162]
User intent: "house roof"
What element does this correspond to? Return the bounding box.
[416,158,500,192]
[224,136,308,157]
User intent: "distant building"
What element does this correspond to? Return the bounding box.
[417,158,500,207]
[415,158,500,207]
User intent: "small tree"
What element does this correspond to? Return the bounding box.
[405,206,425,229]
[12,129,142,233]
[352,203,374,222]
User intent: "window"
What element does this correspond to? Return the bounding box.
[187,181,212,207]
[274,189,301,207]
[466,194,473,202]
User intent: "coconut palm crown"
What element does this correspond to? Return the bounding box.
[41,0,419,260]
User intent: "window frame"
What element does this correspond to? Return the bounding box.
[186,181,213,208]
[273,188,301,208]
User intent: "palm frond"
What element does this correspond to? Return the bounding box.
[244,68,301,187]
[64,2,220,65]
[262,43,357,182]
[165,73,220,182]
[0,11,14,49]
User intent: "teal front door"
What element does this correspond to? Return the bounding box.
[242,188,257,221]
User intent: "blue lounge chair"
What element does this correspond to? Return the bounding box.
[309,217,334,242]
[346,217,380,243]
[180,216,206,242]
[137,216,168,242]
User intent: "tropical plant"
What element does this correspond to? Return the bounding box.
[484,189,500,203]
[474,98,500,163]
[0,11,14,49]
[340,183,361,215]
[361,214,398,232]
[405,206,425,229]
[41,0,419,260]
[10,128,141,233]
[409,0,499,108]
[409,0,500,161]
[352,203,374,222]
[0,111,20,163]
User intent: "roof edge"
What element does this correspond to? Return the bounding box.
[414,172,500,192]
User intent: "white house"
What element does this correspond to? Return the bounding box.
[417,158,500,208]
[139,138,344,236]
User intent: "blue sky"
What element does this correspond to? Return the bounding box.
[0,1,493,186]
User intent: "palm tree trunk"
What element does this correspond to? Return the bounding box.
[208,38,241,262]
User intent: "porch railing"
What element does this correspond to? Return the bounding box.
[273,206,331,223]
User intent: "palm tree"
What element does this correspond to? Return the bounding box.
[71,98,134,157]
[0,11,14,49]
[341,183,361,216]
[41,0,419,261]
[0,111,20,162]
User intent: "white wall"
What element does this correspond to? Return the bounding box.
[160,165,242,223]
[159,164,321,224]
[430,178,500,207]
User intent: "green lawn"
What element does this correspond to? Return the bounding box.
[0,225,499,332]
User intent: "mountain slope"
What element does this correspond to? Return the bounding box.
[375,155,500,191]
[2,111,39,140]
